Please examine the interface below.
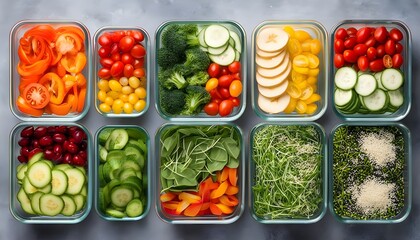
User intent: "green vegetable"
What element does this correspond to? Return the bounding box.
[181,85,211,115]
[157,47,184,70]
[161,24,188,57]
[186,71,209,86]
[332,126,405,220]
[158,68,188,90]
[183,47,211,74]
[252,125,323,219]
[159,125,241,193]
[159,88,186,115]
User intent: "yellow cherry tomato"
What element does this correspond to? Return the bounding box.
[119,77,129,86]
[310,39,322,55]
[304,93,321,104]
[97,90,107,102]
[128,76,141,89]
[287,38,302,57]
[293,66,310,75]
[306,76,318,85]
[119,94,129,103]
[229,80,242,97]
[107,91,120,100]
[112,99,124,114]
[306,103,318,114]
[286,82,302,99]
[296,100,307,114]
[121,86,133,95]
[301,39,312,52]
[294,30,311,43]
[293,55,309,68]
[109,80,122,92]
[205,78,218,92]
[284,97,298,113]
[291,70,307,83]
[300,85,314,101]
[283,26,296,38]
[135,87,147,99]
[134,99,146,112]
[123,102,134,114]
[99,103,111,113]
[98,79,110,91]
[308,68,320,77]
[104,96,114,106]
[305,53,320,69]
[128,93,139,105]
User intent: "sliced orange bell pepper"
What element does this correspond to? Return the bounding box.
[60,52,86,74]
[215,203,233,214]
[16,96,43,117]
[19,75,42,93]
[209,203,222,216]
[62,74,76,94]
[48,97,73,115]
[39,72,65,105]
[225,186,239,195]
[175,200,190,215]
[210,181,228,199]
[179,192,201,204]
[162,201,179,210]
[160,192,177,203]
[18,36,47,65]
[17,55,50,77]
[219,167,229,183]
[56,26,85,42]
[56,61,67,77]
[23,25,57,42]
[55,32,83,55]
[77,87,86,113]
[219,195,238,207]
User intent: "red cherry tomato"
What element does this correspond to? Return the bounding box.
[232,72,240,80]
[383,55,393,68]
[385,39,396,55]
[334,54,345,68]
[209,88,222,101]
[208,63,221,78]
[346,27,357,37]
[220,66,229,76]
[356,27,371,43]
[121,53,134,64]
[353,44,368,56]
[366,47,377,61]
[110,61,124,77]
[364,36,376,48]
[389,28,403,42]
[131,44,146,58]
[376,45,386,58]
[98,47,110,58]
[395,43,403,54]
[111,52,121,62]
[98,68,111,79]
[204,102,219,116]
[124,64,134,77]
[100,58,114,68]
[357,56,369,72]
[133,58,145,69]
[129,30,144,42]
[219,99,234,117]
[133,68,145,78]
[374,26,388,43]
[218,75,234,88]
[218,87,231,99]
[230,97,240,107]
[335,28,348,40]
[111,31,125,43]
[369,59,385,72]
[110,43,119,54]
[343,50,357,63]
[392,53,404,68]
[344,37,357,49]
[334,39,345,53]
[119,36,135,52]
[98,34,112,47]
[228,61,241,74]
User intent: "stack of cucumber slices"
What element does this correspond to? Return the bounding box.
[334,67,404,114]
[16,152,87,216]
[97,127,148,218]
[198,24,242,66]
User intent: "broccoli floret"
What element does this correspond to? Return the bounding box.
[178,24,200,47]
[184,48,211,74]
[186,71,209,86]
[158,68,188,90]
[160,88,186,115]
[181,86,211,115]
[161,24,188,56]
[157,47,184,69]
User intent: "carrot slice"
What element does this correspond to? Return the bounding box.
[184,203,203,217]
[215,203,233,214]
[225,186,239,195]
[219,195,236,207]
[209,203,222,216]
[227,195,239,206]
[200,202,210,211]
[219,167,229,183]
[175,200,190,215]
[160,192,177,203]
[179,192,201,204]
[228,167,238,186]
[162,201,179,210]
[210,181,228,199]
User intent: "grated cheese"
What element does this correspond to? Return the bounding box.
[351,177,396,215]
[358,131,396,167]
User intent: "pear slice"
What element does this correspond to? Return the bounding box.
[257,54,290,78]
[256,27,289,53]
[258,93,290,114]
[256,50,287,69]
[258,80,289,98]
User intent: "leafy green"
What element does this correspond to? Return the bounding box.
[159,125,241,193]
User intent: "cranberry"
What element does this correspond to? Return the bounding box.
[32,139,40,149]
[72,130,85,144]
[53,133,66,143]
[63,153,73,164]
[47,126,56,134]
[20,147,30,157]
[78,150,88,161]
[55,126,68,134]
[66,142,79,154]
[63,140,71,151]
[39,136,53,147]
[68,126,79,136]
[34,126,48,138]
[18,137,30,147]
[72,154,86,166]
[44,149,55,160]
[17,155,28,163]
[53,144,63,155]
[20,126,34,138]
[28,148,42,159]
[52,153,63,164]
[80,141,87,150]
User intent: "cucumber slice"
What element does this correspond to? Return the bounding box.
[126,139,147,154]
[119,168,137,181]
[17,164,28,182]
[51,169,68,196]
[28,152,44,167]
[355,74,377,96]
[30,192,43,214]
[124,146,142,162]
[17,188,35,215]
[64,168,86,195]
[99,146,108,163]
[80,185,87,197]
[374,72,387,90]
[209,45,236,66]
[198,27,208,48]
[334,88,354,107]
[234,50,241,62]
[125,128,146,142]
[54,164,72,171]
[121,176,143,192]
[98,188,107,212]
[105,129,129,150]
[110,186,134,208]
[106,150,125,164]
[229,30,242,53]
[61,195,77,216]
[40,194,64,216]
[105,208,125,218]
[98,165,107,187]
[110,168,121,180]
[363,89,388,111]
[381,68,404,90]
[204,24,230,48]
[27,161,52,188]
[121,160,141,172]
[207,43,228,55]
[126,199,144,217]
[388,88,404,108]
[72,194,86,212]
[98,128,113,145]
[334,67,358,90]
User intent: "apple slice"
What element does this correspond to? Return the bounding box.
[256,50,287,69]
[257,93,290,114]
[256,27,289,53]
[258,80,289,98]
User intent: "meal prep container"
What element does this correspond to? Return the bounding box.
[93,27,150,117]
[330,20,411,121]
[94,125,151,221]
[251,20,328,121]
[329,122,411,223]
[249,122,327,223]
[9,122,92,224]
[155,123,245,224]
[10,20,91,121]
[155,20,247,121]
